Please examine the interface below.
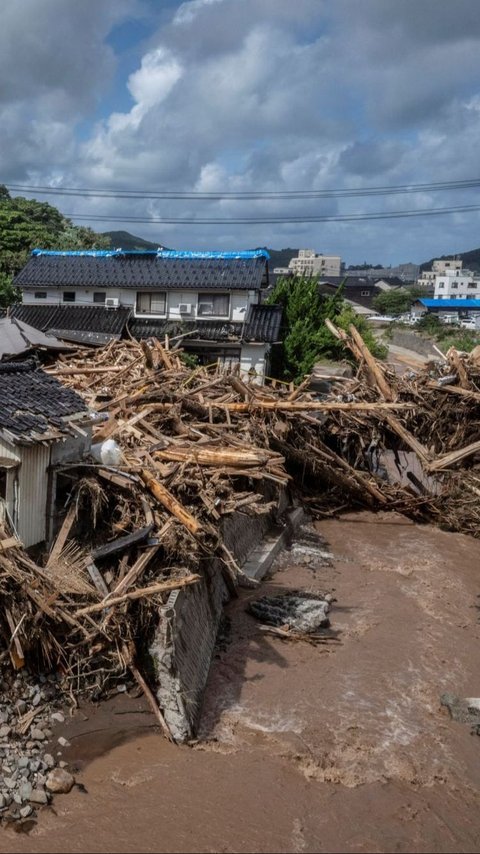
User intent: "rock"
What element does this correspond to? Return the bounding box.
[28,759,41,773]
[29,788,48,805]
[4,777,17,789]
[42,754,55,769]
[50,712,64,724]
[0,794,5,809]
[46,768,75,794]
[18,757,30,769]
[43,729,53,739]
[59,761,68,769]
[13,793,22,805]
[30,729,46,741]
[0,725,11,738]
[19,781,32,802]
[16,700,27,715]
[57,736,70,747]
[20,804,33,818]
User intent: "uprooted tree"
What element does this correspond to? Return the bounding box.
[267,275,387,382]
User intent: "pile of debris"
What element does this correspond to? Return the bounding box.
[1,323,480,755]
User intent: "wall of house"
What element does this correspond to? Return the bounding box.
[434,272,480,299]
[240,343,269,383]
[22,287,258,323]
[0,437,20,529]
[16,444,51,548]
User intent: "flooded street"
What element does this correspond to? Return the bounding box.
[4,511,480,853]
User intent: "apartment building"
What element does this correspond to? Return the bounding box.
[288,249,342,278]
[417,258,463,289]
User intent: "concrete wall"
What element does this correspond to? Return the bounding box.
[389,329,438,357]
[150,489,285,742]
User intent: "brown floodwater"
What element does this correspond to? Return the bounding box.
[3,511,480,853]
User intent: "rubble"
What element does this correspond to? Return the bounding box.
[0,321,479,799]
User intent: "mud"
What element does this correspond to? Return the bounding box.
[4,512,480,853]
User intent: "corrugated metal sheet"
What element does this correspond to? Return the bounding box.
[17,444,50,547]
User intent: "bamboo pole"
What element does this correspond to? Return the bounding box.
[75,574,201,616]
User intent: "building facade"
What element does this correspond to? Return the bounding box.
[288,249,342,278]
[417,258,463,289]
[13,249,282,383]
[433,268,480,299]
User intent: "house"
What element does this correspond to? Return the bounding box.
[0,316,72,360]
[412,298,480,320]
[0,360,91,548]
[12,249,282,383]
[317,275,385,314]
[433,268,480,300]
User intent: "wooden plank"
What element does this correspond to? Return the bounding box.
[426,439,480,472]
[46,503,77,568]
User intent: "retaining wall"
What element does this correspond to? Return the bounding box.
[389,329,437,357]
[150,488,290,742]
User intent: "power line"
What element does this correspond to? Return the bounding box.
[61,203,480,225]
[5,177,480,201]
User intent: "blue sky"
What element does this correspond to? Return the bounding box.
[2,0,480,264]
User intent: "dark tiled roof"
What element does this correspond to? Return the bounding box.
[128,318,244,343]
[128,304,282,345]
[0,360,87,443]
[243,304,282,342]
[14,254,268,291]
[10,305,131,340]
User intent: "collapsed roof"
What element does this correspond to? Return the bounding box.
[0,360,88,444]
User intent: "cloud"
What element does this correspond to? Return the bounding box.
[3,0,480,263]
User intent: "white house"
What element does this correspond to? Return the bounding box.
[433,268,480,299]
[13,249,282,383]
[0,360,91,548]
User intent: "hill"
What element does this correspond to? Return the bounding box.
[420,247,480,273]
[102,230,166,251]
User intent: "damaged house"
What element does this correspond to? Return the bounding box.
[0,361,91,548]
[12,248,283,383]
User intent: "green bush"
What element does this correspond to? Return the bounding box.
[267,276,386,382]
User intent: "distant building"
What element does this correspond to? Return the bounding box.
[288,249,342,278]
[417,258,463,289]
[347,262,419,281]
[433,267,480,300]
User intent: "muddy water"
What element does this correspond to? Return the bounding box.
[4,512,480,853]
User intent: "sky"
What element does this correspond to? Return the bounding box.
[2,0,480,265]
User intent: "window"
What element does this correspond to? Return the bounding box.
[197,293,230,317]
[63,292,76,303]
[360,290,370,297]
[437,283,444,288]
[451,283,458,289]
[136,292,166,315]
[468,283,477,289]
[93,292,106,304]
[34,291,47,299]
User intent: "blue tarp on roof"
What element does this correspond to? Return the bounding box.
[31,248,270,260]
[419,299,480,309]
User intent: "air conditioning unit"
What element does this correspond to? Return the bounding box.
[178,303,191,314]
[105,297,119,309]
[198,302,214,314]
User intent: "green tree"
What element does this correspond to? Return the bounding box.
[372,286,423,316]
[267,276,386,382]
[0,185,110,307]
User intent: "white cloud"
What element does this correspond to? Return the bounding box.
[4,0,480,263]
